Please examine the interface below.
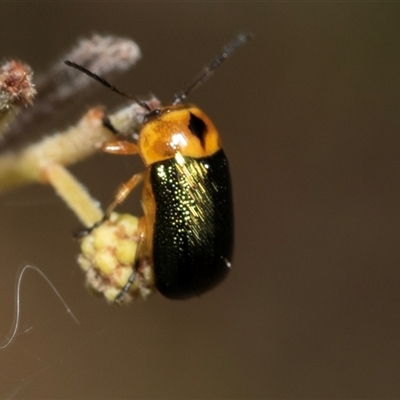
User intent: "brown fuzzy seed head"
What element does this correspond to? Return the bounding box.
[0,60,36,107]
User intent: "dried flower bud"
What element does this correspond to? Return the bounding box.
[77,212,155,304]
[0,60,35,107]
[0,60,35,138]
[5,34,142,146]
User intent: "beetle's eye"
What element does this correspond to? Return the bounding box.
[143,108,161,124]
[188,112,207,147]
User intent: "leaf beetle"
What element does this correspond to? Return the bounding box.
[67,33,252,301]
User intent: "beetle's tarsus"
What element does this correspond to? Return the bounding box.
[102,115,120,135]
[74,215,107,239]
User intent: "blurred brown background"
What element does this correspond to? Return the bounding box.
[0,3,399,399]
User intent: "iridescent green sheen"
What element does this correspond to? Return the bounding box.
[150,149,234,299]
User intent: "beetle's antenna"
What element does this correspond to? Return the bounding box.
[174,33,253,104]
[64,60,151,112]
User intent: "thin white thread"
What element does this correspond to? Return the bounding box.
[0,265,79,349]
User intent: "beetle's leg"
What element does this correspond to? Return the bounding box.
[105,172,144,217]
[102,140,140,155]
[74,219,104,239]
[114,217,148,304]
[75,170,144,238]
[102,115,140,153]
[102,115,120,135]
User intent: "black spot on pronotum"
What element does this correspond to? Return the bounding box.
[188,112,207,147]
